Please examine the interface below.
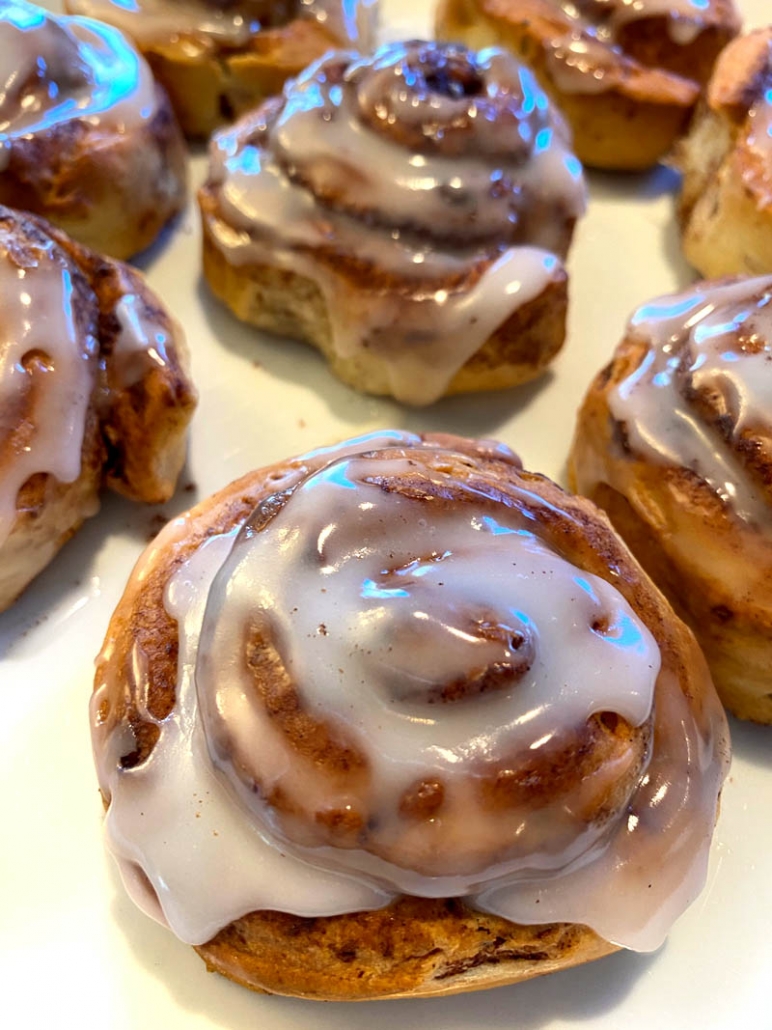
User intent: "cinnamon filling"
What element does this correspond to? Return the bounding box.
[0,1,158,157]
[205,41,584,403]
[607,275,772,524]
[92,433,728,951]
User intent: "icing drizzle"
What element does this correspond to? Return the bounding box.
[92,432,728,952]
[545,0,733,95]
[64,0,378,49]
[206,41,585,404]
[0,0,158,169]
[608,275,772,526]
[0,222,96,545]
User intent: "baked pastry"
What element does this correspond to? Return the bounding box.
[436,0,741,170]
[0,205,197,613]
[199,40,586,405]
[64,0,378,137]
[570,275,772,724]
[92,430,729,1000]
[678,29,772,278]
[0,0,187,260]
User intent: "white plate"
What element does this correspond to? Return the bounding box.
[1,2,770,1027]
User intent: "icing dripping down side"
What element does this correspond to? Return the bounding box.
[0,225,96,545]
[608,275,772,526]
[206,42,585,404]
[92,433,727,953]
[0,0,158,166]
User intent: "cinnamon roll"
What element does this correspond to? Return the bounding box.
[570,275,772,724]
[0,0,187,261]
[0,205,197,613]
[436,0,741,170]
[64,0,378,137]
[199,41,586,406]
[678,29,772,278]
[92,430,729,1000]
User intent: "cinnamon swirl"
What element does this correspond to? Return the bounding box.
[678,29,772,278]
[570,275,772,724]
[0,205,197,612]
[0,0,187,260]
[199,41,586,406]
[64,0,378,137]
[436,0,741,170]
[92,430,729,1000]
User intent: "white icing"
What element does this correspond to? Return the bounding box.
[65,0,377,50]
[747,76,772,171]
[546,0,729,95]
[0,1,158,150]
[206,42,585,404]
[93,433,727,952]
[0,224,96,545]
[560,0,714,41]
[94,529,392,946]
[608,276,772,526]
[112,293,173,388]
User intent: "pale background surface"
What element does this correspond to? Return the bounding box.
[1,1,769,1027]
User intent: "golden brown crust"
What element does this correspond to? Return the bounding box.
[0,86,187,261]
[95,434,723,997]
[435,0,739,170]
[677,30,772,278]
[196,899,616,1000]
[141,20,342,138]
[569,331,772,724]
[199,186,569,400]
[0,207,197,612]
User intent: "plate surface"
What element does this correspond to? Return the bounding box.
[1,2,770,1027]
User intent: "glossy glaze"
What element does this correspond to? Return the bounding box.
[65,0,378,48]
[93,433,728,953]
[545,0,736,94]
[0,0,157,170]
[0,224,96,545]
[608,276,772,525]
[207,41,585,404]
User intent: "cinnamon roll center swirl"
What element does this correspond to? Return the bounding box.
[194,451,659,880]
[353,42,540,161]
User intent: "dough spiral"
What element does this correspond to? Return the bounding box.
[92,431,728,998]
[570,274,772,723]
[0,205,196,611]
[678,28,772,278]
[65,0,379,136]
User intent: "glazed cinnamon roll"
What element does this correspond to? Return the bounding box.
[0,0,187,260]
[92,430,729,1000]
[64,0,378,137]
[570,275,772,724]
[0,206,197,612]
[436,0,740,170]
[678,29,772,278]
[199,41,586,406]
